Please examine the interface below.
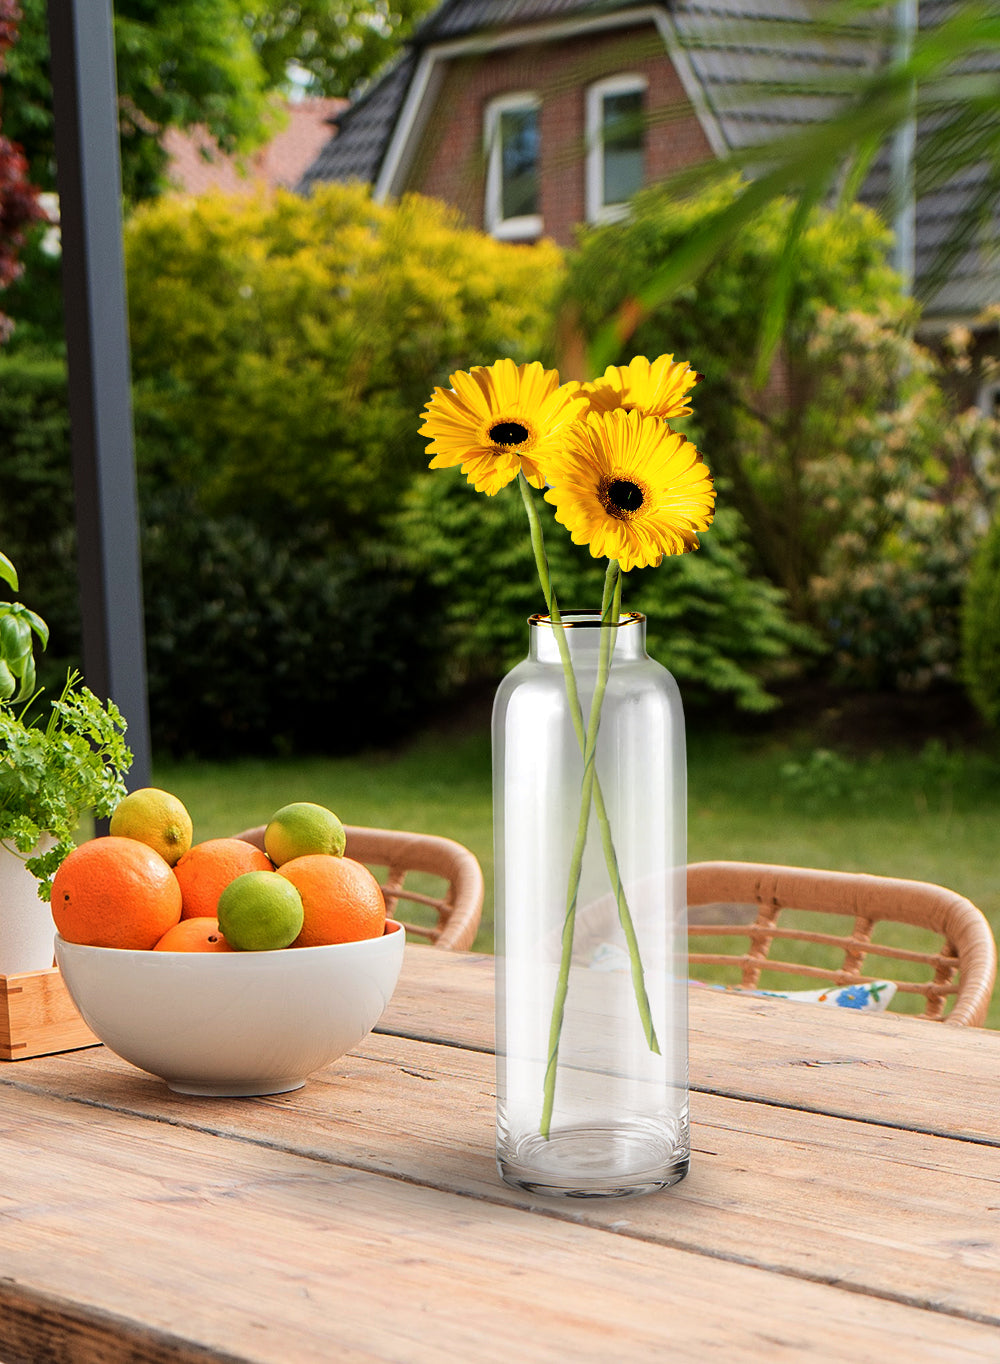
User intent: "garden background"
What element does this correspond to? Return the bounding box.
[2,1,1000,1021]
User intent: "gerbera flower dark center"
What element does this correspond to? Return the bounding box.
[604,478,645,517]
[490,421,530,447]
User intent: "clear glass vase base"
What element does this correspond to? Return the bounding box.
[498,1126,689,1199]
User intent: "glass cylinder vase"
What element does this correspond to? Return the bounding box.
[493,610,689,1198]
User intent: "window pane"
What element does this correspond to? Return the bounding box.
[499,107,539,220]
[602,90,643,207]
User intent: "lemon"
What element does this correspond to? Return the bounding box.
[264,802,346,865]
[109,787,194,867]
[216,871,304,951]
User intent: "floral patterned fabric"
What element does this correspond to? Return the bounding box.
[689,978,897,1012]
[590,943,898,1012]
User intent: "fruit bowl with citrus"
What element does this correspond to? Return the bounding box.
[52,792,405,1096]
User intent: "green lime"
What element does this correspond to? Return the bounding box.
[264,802,346,865]
[216,871,304,951]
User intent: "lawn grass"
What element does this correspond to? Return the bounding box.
[155,718,1000,1027]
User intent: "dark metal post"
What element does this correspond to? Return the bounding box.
[46,0,151,787]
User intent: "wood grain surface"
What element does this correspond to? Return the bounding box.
[0,944,997,1363]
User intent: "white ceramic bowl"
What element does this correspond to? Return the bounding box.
[54,920,405,1097]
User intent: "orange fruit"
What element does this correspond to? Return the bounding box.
[154,917,233,952]
[172,838,273,920]
[52,836,183,950]
[277,854,386,947]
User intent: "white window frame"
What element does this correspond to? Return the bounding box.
[586,74,648,225]
[484,92,542,241]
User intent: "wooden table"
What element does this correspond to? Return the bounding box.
[0,944,998,1362]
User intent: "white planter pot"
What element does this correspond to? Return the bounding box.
[0,837,57,975]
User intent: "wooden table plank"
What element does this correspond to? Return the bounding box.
[0,1084,997,1364]
[378,947,1000,1144]
[8,1030,1000,1326]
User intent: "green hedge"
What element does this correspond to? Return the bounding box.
[0,349,80,694]
[394,470,819,714]
[961,515,1000,728]
[141,488,444,757]
[0,353,446,757]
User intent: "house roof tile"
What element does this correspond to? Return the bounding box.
[298,56,417,190]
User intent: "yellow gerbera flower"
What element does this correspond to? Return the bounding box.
[584,353,702,422]
[419,359,589,495]
[543,408,715,572]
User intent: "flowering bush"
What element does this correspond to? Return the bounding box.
[808,312,1000,690]
[0,0,44,343]
[562,180,999,690]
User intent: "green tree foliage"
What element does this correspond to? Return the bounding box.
[247,0,438,103]
[4,0,436,206]
[561,181,1000,690]
[125,183,564,539]
[6,0,271,203]
[394,471,818,715]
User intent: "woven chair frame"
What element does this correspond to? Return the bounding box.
[688,861,997,1026]
[236,824,484,952]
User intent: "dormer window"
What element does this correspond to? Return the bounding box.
[485,93,541,240]
[586,75,647,223]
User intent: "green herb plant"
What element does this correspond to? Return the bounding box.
[0,553,132,899]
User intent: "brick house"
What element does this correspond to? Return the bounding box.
[299,0,754,248]
[299,0,999,398]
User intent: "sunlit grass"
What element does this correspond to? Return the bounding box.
[155,722,1000,1026]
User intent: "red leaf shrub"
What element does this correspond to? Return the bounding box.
[0,0,43,339]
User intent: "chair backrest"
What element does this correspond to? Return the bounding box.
[235,824,484,952]
[687,861,997,1026]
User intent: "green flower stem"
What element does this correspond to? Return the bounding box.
[540,562,620,1138]
[516,475,660,1138]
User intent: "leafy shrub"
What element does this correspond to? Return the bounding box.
[141,488,445,757]
[394,470,818,714]
[125,184,564,540]
[0,349,81,691]
[561,181,1000,689]
[961,512,1000,729]
[0,353,449,757]
[808,314,1000,691]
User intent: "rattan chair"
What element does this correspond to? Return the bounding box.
[236,824,484,952]
[687,861,997,1026]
